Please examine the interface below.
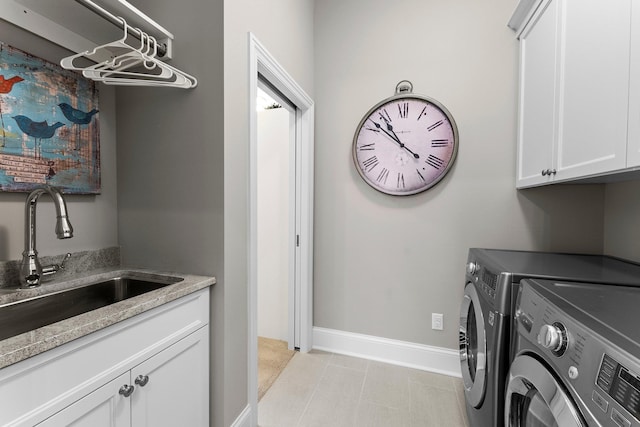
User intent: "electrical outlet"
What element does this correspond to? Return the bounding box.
[432,313,444,331]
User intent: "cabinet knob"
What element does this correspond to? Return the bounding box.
[541,169,549,176]
[119,384,135,397]
[550,169,556,175]
[135,375,150,387]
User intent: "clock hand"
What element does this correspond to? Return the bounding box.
[369,119,402,144]
[385,122,420,159]
[369,119,419,158]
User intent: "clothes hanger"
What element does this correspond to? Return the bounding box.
[83,61,195,87]
[61,17,197,89]
[83,33,174,80]
[60,17,138,71]
[82,28,149,75]
[81,30,197,88]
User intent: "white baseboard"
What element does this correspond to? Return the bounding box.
[312,327,461,378]
[230,403,252,427]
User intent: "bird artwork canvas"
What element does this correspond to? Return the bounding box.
[0,42,100,194]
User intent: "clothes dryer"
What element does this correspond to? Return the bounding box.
[506,278,640,426]
[460,249,640,427]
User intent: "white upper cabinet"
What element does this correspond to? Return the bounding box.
[517,0,559,187]
[512,0,633,188]
[628,3,640,167]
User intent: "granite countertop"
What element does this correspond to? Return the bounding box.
[0,267,215,369]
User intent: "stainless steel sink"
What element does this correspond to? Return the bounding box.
[0,273,183,342]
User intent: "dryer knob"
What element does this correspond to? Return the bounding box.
[466,262,479,275]
[538,323,566,354]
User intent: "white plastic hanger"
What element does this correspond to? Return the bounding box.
[84,31,196,88]
[60,17,138,71]
[60,17,197,89]
[83,32,173,80]
[82,27,149,75]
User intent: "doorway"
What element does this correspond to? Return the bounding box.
[256,82,297,401]
[248,33,315,425]
[256,81,297,349]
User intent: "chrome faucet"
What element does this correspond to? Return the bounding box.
[20,185,73,288]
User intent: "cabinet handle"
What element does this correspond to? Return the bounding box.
[550,169,556,175]
[119,384,135,397]
[135,375,150,387]
[541,169,549,176]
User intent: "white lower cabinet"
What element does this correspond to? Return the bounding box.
[38,373,131,427]
[0,287,210,427]
[38,327,208,427]
[131,327,209,427]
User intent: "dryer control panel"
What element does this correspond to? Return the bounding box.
[464,254,512,314]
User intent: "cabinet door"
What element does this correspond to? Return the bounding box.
[516,0,559,188]
[37,372,131,427]
[556,0,631,179]
[628,1,640,166]
[131,327,209,427]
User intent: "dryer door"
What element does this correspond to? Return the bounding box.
[459,282,487,407]
[505,354,585,427]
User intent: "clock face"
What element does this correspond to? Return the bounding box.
[352,94,458,196]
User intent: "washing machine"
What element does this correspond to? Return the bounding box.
[506,278,640,426]
[460,248,640,427]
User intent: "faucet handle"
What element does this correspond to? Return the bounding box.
[42,252,72,277]
[59,252,71,270]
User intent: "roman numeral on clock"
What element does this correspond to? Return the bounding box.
[426,154,445,169]
[397,102,409,119]
[417,106,427,121]
[363,155,379,172]
[427,120,444,132]
[358,143,375,151]
[397,172,405,189]
[431,139,448,147]
[376,167,389,184]
[379,109,392,123]
[416,169,425,182]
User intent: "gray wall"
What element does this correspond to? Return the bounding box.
[224,0,314,424]
[114,1,225,426]
[0,21,118,263]
[313,0,606,350]
[118,0,314,426]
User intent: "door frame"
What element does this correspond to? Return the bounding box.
[248,32,314,425]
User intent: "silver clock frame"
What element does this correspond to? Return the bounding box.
[352,84,459,196]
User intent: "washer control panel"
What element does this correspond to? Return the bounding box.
[516,280,640,427]
[597,354,640,424]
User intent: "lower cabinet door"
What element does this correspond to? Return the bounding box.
[37,372,131,427]
[131,327,209,427]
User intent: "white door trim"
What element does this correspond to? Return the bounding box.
[248,32,314,426]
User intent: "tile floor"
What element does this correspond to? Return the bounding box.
[258,350,471,427]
